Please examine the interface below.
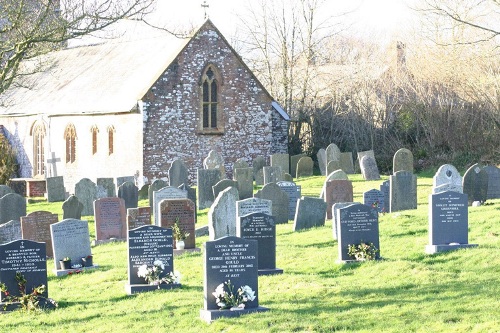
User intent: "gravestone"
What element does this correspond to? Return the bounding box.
[236,197,272,218]
[20,211,58,258]
[379,181,390,213]
[46,176,65,202]
[62,195,83,219]
[96,178,116,198]
[148,179,168,208]
[462,163,488,205]
[0,220,21,245]
[238,213,282,275]
[8,181,25,197]
[138,184,149,200]
[116,176,134,188]
[168,159,189,188]
[263,166,283,184]
[363,189,386,213]
[127,207,151,230]
[0,185,13,198]
[360,155,380,181]
[94,197,127,241]
[393,148,414,173]
[51,219,92,276]
[74,178,97,216]
[293,196,327,231]
[326,143,341,164]
[118,181,138,209]
[0,193,26,225]
[159,198,196,249]
[208,187,239,240]
[252,156,266,185]
[213,179,239,201]
[327,160,342,175]
[290,153,306,178]
[432,164,462,194]
[357,150,375,170]
[204,150,225,178]
[483,165,500,199]
[233,158,249,170]
[200,236,267,322]
[337,203,380,262]
[425,191,478,254]
[0,240,48,307]
[254,183,289,224]
[233,167,254,200]
[283,173,293,182]
[332,202,360,240]
[339,152,355,174]
[277,181,301,220]
[296,156,314,178]
[270,153,289,175]
[178,183,197,223]
[390,171,417,212]
[317,149,327,176]
[152,186,188,225]
[324,180,354,219]
[198,169,222,209]
[126,225,179,294]
[320,170,349,199]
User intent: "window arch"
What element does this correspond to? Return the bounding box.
[107,126,115,155]
[31,121,46,176]
[91,126,99,155]
[64,123,77,163]
[199,64,223,133]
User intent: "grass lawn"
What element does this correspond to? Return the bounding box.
[2,173,499,332]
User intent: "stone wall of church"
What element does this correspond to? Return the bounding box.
[141,21,288,184]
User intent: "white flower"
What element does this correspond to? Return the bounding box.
[173,270,181,284]
[137,264,149,278]
[212,283,225,298]
[153,260,164,270]
[241,285,256,301]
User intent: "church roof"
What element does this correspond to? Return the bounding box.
[0,19,192,116]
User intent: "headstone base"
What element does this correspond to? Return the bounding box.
[125,283,181,295]
[258,268,283,276]
[0,298,57,312]
[174,247,201,256]
[92,238,126,246]
[425,243,478,254]
[54,265,99,277]
[336,258,382,264]
[200,306,269,323]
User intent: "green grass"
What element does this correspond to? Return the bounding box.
[2,174,499,332]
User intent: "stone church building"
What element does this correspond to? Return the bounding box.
[0,19,289,191]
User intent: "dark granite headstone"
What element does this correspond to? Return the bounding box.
[277,181,301,220]
[0,220,21,245]
[483,165,500,199]
[363,189,386,213]
[159,198,196,249]
[94,197,127,241]
[0,193,26,225]
[138,184,150,200]
[118,181,138,209]
[62,195,83,219]
[332,202,360,240]
[462,163,488,205]
[168,159,189,188]
[379,181,390,213]
[74,178,97,216]
[197,169,222,209]
[46,176,65,202]
[293,196,327,231]
[20,211,58,258]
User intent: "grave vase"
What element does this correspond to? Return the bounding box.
[81,256,93,267]
[60,259,72,270]
[176,240,185,250]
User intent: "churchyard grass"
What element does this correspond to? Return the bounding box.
[1,174,499,332]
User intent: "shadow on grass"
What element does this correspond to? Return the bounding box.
[391,229,426,237]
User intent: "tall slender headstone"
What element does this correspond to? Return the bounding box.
[277,181,301,220]
[233,167,253,200]
[198,169,222,209]
[252,156,266,186]
[208,187,239,240]
[168,159,189,188]
[94,197,127,241]
[270,153,289,175]
[317,149,327,176]
[74,178,97,216]
[483,165,500,199]
[462,163,488,205]
[379,181,390,213]
[46,176,65,202]
[390,171,417,212]
[62,195,83,219]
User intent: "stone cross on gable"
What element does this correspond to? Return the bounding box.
[46,152,61,177]
[201,0,209,19]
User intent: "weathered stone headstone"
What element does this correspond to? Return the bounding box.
[290,153,306,178]
[203,150,225,178]
[327,160,342,175]
[462,163,488,205]
[159,198,196,249]
[357,150,375,167]
[74,178,97,216]
[168,159,189,188]
[320,170,349,199]
[293,196,327,231]
[425,191,478,254]
[0,240,48,305]
[116,176,134,188]
[46,176,65,202]
[483,165,500,199]
[363,189,386,213]
[379,180,390,213]
[263,166,283,184]
[270,153,289,175]
[339,152,355,174]
[296,156,314,178]
[332,202,360,240]
[0,193,26,225]
[393,148,414,173]
[277,181,301,220]
[20,211,58,258]
[152,186,188,225]
[233,158,249,170]
[0,220,21,245]
[360,155,380,180]
[8,181,25,197]
[283,173,293,181]
[238,213,282,275]
[326,143,341,165]
[390,171,417,212]
[236,197,272,218]
[118,181,138,209]
[94,197,127,241]
[317,149,327,176]
[432,164,462,194]
[62,195,83,219]
[96,178,115,199]
[201,236,267,322]
[324,180,354,219]
[252,156,266,185]
[213,179,239,202]
[254,183,289,224]
[138,184,149,200]
[127,207,151,230]
[338,203,380,262]
[197,169,222,209]
[51,219,92,275]
[178,183,197,223]
[126,225,179,294]
[148,179,168,208]
[233,167,254,200]
[0,185,13,198]
[208,187,239,240]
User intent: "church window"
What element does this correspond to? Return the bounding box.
[91,126,98,155]
[32,122,46,176]
[107,126,114,155]
[64,124,77,163]
[199,65,223,134]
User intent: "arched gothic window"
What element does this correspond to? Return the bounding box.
[64,124,77,163]
[91,126,99,155]
[107,126,115,155]
[31,122,46,176]
[199,65,223,133]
